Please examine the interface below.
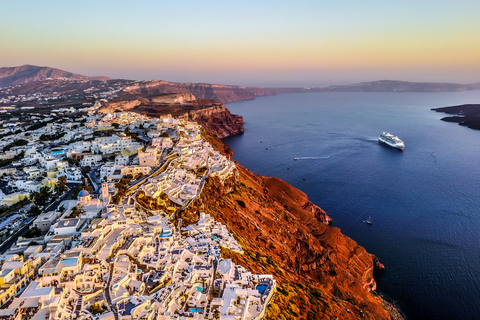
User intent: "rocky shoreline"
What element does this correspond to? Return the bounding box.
[432,104,480,130]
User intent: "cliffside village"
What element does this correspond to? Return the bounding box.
[0,109,276,320]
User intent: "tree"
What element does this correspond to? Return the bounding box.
[58,204,66,213]
[112,176,131,204]
[112,123,120,129]
[88,303,103,315]
[200,278,207,291]
[27,205,41,216]
[213,309,220,320]
[81,166,91,175]
[55,176,68,194]
[24,227,42,238]
[32,186,52,207]
[68,204,85,218]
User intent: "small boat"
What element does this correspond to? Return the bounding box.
[294,158,298,160]
[364,216,372,225]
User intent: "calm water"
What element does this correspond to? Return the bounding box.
[223,91,480,320]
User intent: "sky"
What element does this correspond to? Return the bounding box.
[1,0,480,87]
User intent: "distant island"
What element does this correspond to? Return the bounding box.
[1,65,480,105]
[432,104,480,130]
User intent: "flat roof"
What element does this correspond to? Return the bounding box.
[56,218,79,228]
[0,269,14,277]
[21,281,54,298]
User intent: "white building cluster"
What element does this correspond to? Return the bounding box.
[0,110,275,320]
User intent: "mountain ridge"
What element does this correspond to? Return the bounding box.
[0,64,110,88]
[1,65,480,103]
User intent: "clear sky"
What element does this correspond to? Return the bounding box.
[1,0,480,87]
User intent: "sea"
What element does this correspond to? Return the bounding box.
[222,91,480,320]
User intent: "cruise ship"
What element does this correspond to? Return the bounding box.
[378,132,405,149]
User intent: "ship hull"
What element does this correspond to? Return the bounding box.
[378,138,404,150]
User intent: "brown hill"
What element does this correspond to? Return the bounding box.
[0,64,109,88]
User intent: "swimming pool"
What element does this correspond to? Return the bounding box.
[189,308,202,313]
[256,284,268,295]
[196,286,203,292]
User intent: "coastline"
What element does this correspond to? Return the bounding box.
[219,101,405,319]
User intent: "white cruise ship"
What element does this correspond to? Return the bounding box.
[378,132,404,149]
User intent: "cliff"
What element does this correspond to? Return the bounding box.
[101,94,244,138]
[123,80,306,103]
[178,131,403,320]
[0,64,109,88]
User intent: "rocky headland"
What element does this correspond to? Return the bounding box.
[432,104,480,130]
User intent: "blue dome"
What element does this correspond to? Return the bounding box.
[78,190,90,197]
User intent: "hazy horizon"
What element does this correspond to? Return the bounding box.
[2,1,480,87]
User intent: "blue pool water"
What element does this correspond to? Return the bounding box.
[224,91,480,320]
[256,284,268,295]
[159,232,171,238]
[189,308,202,313]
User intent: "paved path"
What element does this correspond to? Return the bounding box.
[104,263,119,320]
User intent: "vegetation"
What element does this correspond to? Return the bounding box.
[88,303,104,315]
[24,226,42,238]
[55,176,68,194]
[27,205,41,216]
[0,150,25,167]
[0,199,29,219]
[63,156,77,165]
[112,176,132,204]
[39,132,65,141]
[67,204,85,218]
[3,139,28,151]
[31,186,52,207]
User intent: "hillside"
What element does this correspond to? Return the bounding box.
[0,64,109,88]
[175,131,404,320]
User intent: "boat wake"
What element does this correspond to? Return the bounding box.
[294,156,331,160]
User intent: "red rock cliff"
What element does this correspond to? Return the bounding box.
[179,131,403,320]
[101,94,244,138]
[123,80,306,103]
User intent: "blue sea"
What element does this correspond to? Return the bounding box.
[223,91,480,320]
